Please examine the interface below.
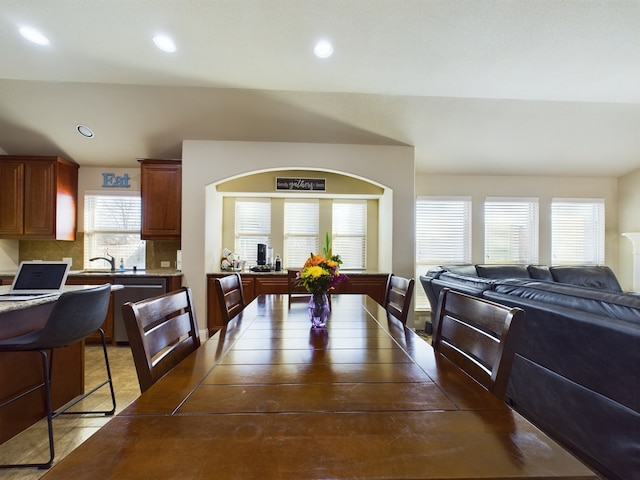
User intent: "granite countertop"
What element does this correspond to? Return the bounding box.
[0,284,124,314]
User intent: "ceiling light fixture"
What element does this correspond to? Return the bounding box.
[19,26,50,45]
[313,40,333,59]
[76,124,95,138]
[153,34,177,53]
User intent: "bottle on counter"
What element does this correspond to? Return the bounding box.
[119,258,125,272]
[275,255,281,272]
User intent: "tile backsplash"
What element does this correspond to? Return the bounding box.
[19,234,180,270]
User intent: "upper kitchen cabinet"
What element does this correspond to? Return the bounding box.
[139,159,181,240]
[0,156,79,240]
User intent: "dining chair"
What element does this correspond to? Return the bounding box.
[0,283,115,469]
[122,287,201,394]
[432,288,524,400]
[384,274,415,324]
[214,273,246,324]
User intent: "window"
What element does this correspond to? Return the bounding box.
[234,198,271,266]
[415,197,472,309]
[552,198,604,265]
[84,193,145,269]
[332,200,367,270]
[284,199,319,268]
[484,198,538,264]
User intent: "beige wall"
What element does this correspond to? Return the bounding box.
[416,172,621,278]
[182,141,415,330]
[618,168,640,290]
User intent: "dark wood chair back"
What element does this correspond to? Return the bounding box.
[432,288,524,400]
[384,274,415,324]
[215,273,246,323]
[122,287,201,393]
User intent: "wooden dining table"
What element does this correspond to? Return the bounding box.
[42,294,598,479]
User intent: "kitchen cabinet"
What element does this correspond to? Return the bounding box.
[139,159,181,240]
[206,272,389,335]
[0,156,78,240]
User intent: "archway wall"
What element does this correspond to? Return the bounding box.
[182,141,415,329]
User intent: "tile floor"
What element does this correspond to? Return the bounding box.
[0,345,140,479]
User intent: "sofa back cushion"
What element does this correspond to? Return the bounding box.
[550,265,623,293]
[527,265,554,281]
[442,264,478,276]
[476,264,530,279]
[493,279,640,324]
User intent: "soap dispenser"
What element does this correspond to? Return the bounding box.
[119,258,125,272]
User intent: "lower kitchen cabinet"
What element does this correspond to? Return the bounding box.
[207,272,389,335]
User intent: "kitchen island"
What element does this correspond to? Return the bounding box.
[0,284,122,445]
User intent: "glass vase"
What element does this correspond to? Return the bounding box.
[308,293,330,328]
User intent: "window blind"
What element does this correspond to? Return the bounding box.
[84,194,145,269]
[284,199,319,268]
[552,198,604,265]
[484,198,538,264]
[235,198,271,266]
[415,197,472,309]
[332,200,367,270]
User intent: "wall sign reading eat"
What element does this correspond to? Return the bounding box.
[276,177,326,191]
[101,173,131,188]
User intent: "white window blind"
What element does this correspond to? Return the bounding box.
[332,200,367,270]
[484,198,539,264]
[284,199,319,268]
[415,197,472,309]
[235,198,271,266]
[552,198,605,265]
[84,193,145,269]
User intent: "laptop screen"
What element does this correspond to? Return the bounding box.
[12,262,70,292]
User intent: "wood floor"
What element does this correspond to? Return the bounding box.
[0,345,140,479]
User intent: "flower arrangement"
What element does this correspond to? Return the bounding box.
[297,233,347,294]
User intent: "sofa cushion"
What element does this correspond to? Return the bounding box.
[442,264,478,276]
[550,265,623,293]
[493,279,640,324]
[476,264,530,279]
[527,265,554,281]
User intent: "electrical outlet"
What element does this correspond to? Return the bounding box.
[161,261,170,268]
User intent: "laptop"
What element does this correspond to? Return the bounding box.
[0,261,71,301]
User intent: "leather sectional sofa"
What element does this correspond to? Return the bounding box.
[420,264,640,480]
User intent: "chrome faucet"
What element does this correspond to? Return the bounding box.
[89,253,115,271]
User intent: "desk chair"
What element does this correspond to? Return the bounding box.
[384,274,415,324]
[122,287,200,394]
[215,273,246,324]
[432,288,524,400]
[0,284,115,470]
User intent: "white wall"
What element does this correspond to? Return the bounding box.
[416,172,620,274]
[182,141,415,329]
[618,168,640,291]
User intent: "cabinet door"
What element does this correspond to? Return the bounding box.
[23,160,56,237]
[0,161,24,236]
[140,161,181,240]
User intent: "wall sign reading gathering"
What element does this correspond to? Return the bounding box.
[276,177,326,191]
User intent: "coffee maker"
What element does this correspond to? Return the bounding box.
[257,243,267,266]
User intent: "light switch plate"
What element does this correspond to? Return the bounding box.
[63,257,72,266]
[161,261,170,268]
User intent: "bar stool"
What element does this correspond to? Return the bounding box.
[0,283,115,469]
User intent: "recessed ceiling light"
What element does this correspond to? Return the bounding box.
[76,124,94,138]
[19,26,50,46]
[153,34,177,53]
[313,40,333,59]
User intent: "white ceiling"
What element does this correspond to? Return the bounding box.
[0,0,638,176]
